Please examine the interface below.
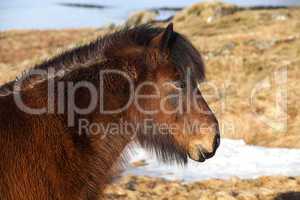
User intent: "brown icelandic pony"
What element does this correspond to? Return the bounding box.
[0,23,220,199]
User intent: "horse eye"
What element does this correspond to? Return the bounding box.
[173,80,186,89]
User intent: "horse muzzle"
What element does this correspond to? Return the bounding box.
[187,131,220,162]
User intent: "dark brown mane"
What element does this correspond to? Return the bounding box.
[0,24,205,97]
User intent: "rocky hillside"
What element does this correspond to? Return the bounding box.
[103,175,300,200]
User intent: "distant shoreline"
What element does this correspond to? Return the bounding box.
[1,1,300,31]
[57,3,110,10]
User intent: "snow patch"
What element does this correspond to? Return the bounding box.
[125,139,300,181]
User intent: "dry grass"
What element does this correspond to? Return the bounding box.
[0,2,299,148]
[0,28,111,84]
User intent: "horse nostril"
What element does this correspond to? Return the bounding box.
[188,126,220,162]
[200,148,216,159]
[215,134,220,149]
[188,143,217,162]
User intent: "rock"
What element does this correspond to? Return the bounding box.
[106,23,117,30]
[246,39,276,51]
[221,42,236,55]
[131,160,148,167]
[125,180,137,191]
[272,13,289,21]
[126,11,158,27]
[215,191,237,200]
[174,2,240,23]
[237,191,258,200]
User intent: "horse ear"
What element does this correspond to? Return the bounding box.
[149,23,175,51]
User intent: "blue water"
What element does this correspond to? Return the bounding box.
[0,0,299,30]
